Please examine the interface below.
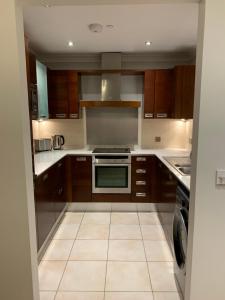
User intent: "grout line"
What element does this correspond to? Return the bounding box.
[137,211,155,298]
[52,212,85,300]
[103,212,111,300]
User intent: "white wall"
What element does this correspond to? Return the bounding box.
[186,1,225,299]
[0,0,39,299]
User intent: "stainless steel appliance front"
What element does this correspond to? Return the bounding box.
[92,155,131,194]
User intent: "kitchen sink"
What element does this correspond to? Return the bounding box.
[164,156,191,176]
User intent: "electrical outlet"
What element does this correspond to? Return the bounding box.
[155,136,161,143]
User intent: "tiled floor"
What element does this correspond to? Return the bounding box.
[39,212,182,300]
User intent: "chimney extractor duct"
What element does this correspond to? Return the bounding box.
[101,53,121,101]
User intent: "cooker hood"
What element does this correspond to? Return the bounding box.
[80,53,141,108]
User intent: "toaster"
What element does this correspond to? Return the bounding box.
[34,139,52,152]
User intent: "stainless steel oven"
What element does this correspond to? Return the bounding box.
[92,155,131,194]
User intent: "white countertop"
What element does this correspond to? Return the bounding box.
[34,148,191,190]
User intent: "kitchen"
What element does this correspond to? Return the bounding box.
[1,1,225,300]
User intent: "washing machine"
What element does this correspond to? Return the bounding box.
[173,183,189,296]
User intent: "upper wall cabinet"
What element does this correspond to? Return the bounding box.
[144,69,173,119]
[174,65,195,119]
[47,70,79,119]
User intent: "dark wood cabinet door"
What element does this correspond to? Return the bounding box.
[71,156,92,202]
[35,169,55,250]
[53,159,66,221]
[174,65,195,119]
[182,66,195,119]
[28,52,37,85]
[48,70,69,118]
[154,69,173,119]
[68,71,79,119]
[47,70,79,119]
[144,70,155,119]
[156,160,177,203]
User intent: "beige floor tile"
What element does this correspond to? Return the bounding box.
[108,240,145,261]
[77,224,109,240]
[144,241,174,262]
[59,261,106,291]
[54,224,79,240]
[159,213,174,225]
[148,262,179,292]
[111,213,139,225]
[105,261,152,292]
[69,240,108,260]
[141,225,166,240]
[42,240,74,261]
[82,212,110,224]
[105,292,154,300]
[39,261,67,291]
[138,213,161,225]
[39,292,56,300]
[62,213,84,224]
[153,292,183,300]
[110,225,142,240]
[55,292,104,300]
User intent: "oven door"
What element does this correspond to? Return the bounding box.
[92,164,131,194]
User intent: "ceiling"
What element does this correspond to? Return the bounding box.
[23,3,198,54]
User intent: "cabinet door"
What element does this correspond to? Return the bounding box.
[157,161,177,203]
[174,65,195,119]
[35,169,55,250]
[182,66,195,119]
[154,70,173,119]
[29,52,37,85]
[36,60,49,119]
[54,159,66,220]
[68,71,79,119]
[48,70,69,118]
[144,70,155,119]
[71,156,92,202]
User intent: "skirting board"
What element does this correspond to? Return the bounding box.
[67,202,175,212]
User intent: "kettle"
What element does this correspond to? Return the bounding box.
[52,135,65,150]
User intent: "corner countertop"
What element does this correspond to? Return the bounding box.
[34,148,191,190]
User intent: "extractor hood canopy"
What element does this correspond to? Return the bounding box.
[80,52,141,108]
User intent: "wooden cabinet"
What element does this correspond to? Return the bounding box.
[174,65,195,119]
[131,156,157,202]
[156,159,177,203]
[35,158,66,251]
[47,70,79,119]
[144,70,173,119]
[71,156,92,202]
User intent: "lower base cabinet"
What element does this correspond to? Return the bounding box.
[35,158,66,251]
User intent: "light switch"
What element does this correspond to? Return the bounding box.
[216,170,225,185]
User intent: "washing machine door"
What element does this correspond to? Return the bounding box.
[173,207,188,271]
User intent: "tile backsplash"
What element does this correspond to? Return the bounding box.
[33,118,192,150]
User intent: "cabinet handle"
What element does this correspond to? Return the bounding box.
[145,113,153,118]
[57,162,62,168]
[58,187,63,195]
[156,113,168,118]
[43,173,48,181]
[76,157,87,162]
[55,113,66,118]
[136,192,146,197]
[136,169,146,174]
[70,113,78,119]
[136,157,147,162]
[136,181,146,186]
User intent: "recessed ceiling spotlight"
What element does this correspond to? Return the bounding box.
[42,1,51,7]
[68,41,74,47]
[145,41,152,46]
[106,25,114,29]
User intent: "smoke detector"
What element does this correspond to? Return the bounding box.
[88,23,103,33]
